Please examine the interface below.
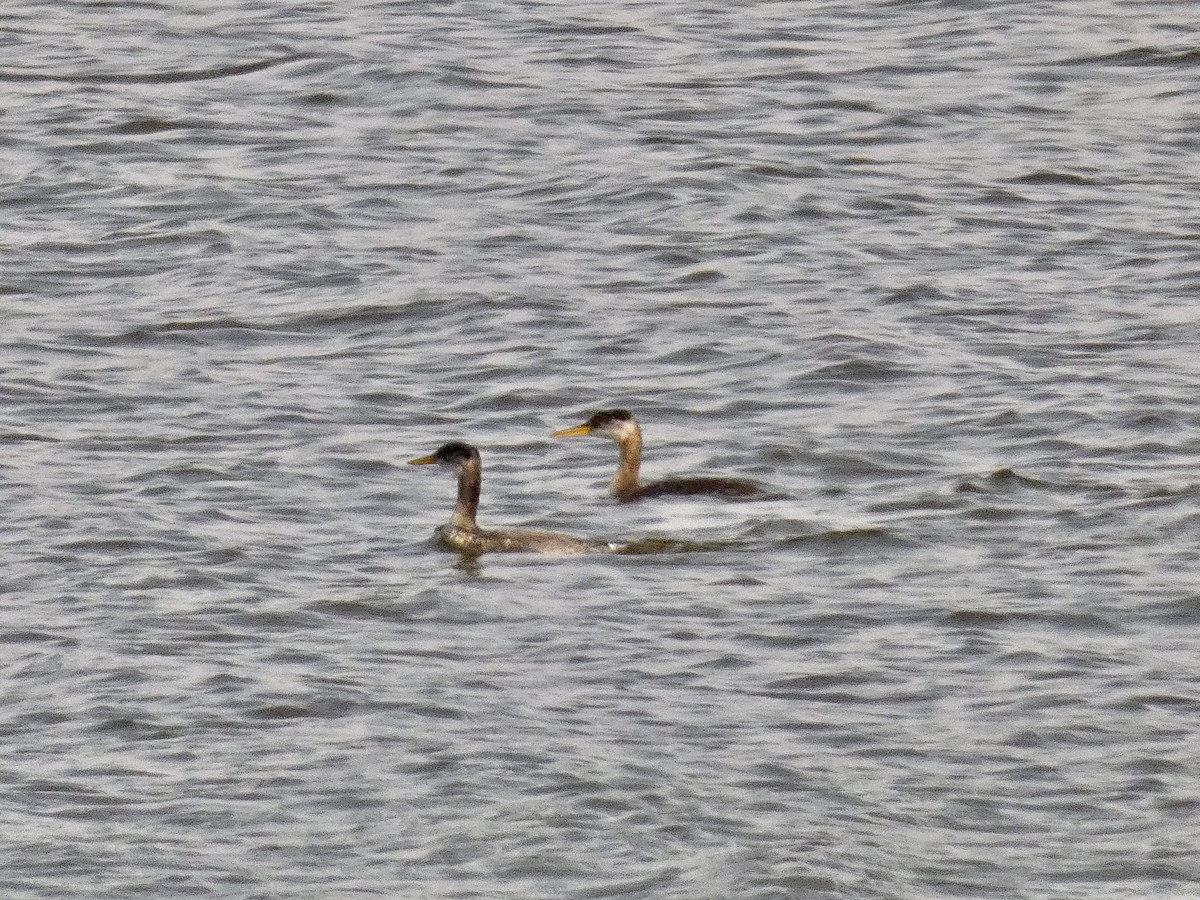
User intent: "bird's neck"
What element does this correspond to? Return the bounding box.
[452,461,482,529]
[612,428,642,497]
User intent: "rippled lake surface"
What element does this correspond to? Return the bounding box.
[3,1,1199,897]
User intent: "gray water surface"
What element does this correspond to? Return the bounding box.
[2,2,1199,898]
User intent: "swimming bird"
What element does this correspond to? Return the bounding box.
[408,441,614,554]
[552,409,766,502]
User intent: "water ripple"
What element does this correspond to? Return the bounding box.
[0,53,311,85]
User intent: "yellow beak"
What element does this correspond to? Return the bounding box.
[408,454,438,465]
[552,424,592,439]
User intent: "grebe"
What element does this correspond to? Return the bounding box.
[552,409,765,502]
[409,442,615,554]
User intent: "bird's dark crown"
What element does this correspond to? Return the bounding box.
[586,408,635,428]
[433,441,479,465]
